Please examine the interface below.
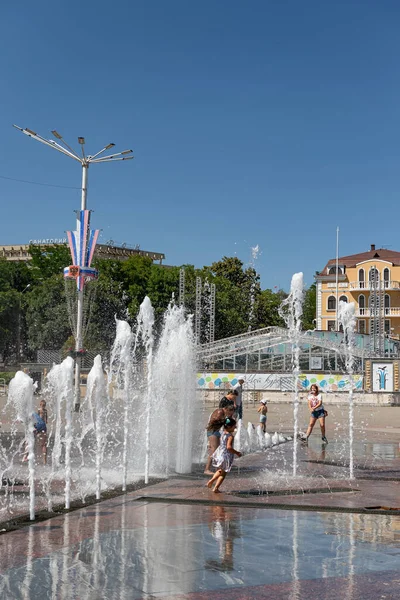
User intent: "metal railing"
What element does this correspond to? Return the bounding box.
[356,307,400,317]
[349,280,400,291]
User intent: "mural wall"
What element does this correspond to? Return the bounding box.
[197,372,364,392]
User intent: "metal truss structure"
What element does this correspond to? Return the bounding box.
[196,325,390,371]
[369,267,385,355]
[195,276,202,343]
[179,268,185,307]
[209,283,216,343]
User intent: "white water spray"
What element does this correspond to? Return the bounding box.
[8,372,35,520]
[280,272,304,476]
[85,355,108,499]
[338,301,356,479]
[136,297,155,484]
[109,320,134,491]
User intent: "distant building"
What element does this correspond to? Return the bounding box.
[316,244,400,338]
[0,240,165,264]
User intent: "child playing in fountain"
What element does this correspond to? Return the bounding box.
[257,399,268,433]
[38,399,48,425]
[22,411,48,465]
[206,418,242,493]
[302,384,328,444]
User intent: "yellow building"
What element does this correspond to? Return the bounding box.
[316,244,400,336]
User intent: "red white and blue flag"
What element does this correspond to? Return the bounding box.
[64,210,99,291]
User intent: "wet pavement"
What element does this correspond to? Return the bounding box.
[0,497,399,599]
[0,433,399,599]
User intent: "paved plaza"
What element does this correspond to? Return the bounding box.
[0,405,399,599]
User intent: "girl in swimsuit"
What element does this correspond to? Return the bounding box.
[304,384,328,444]
[206,418,242,493]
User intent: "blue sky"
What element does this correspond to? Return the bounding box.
[1,0,400,290]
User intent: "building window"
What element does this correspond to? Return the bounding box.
[369,267,379,284]
[358,320,366,334]
[358,268,365,288]
[359,294,365,315]
[339,295,348,303]
[327,296,336,311]
[384,268,390,288]
[385,319,391,334]
[385,294,390,315]
[327,320,336,331]
[328,266,343,275]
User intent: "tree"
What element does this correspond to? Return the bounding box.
[0,289,19,362]
[25,276,70,351]
[254,289,287,329]
[120,255,153,316]
[303,283,316,330]
[146,265,180,322]
[28,244,71,280]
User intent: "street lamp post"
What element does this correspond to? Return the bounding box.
[13,125,133,407]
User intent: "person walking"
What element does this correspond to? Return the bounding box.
[206,417,242,493]
[303,384,328,444]
[233,377,245,419]
[204,401,235,475]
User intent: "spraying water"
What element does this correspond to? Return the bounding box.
[7,372,35,520]
[248,245,260,332]
[85,355,108,499]
[1,296,199,519]
[108,320,134,491]
[279,273,304,477]
[136,297,155,484]
[45,357,74,510]
[152,303,197,474]
[338,301,357,479]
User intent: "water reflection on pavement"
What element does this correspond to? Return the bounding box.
[0,498,399,599]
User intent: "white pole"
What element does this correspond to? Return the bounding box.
[74,163,88,410]
[335,226,339,331]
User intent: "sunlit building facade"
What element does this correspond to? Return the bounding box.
[316,244,400,338]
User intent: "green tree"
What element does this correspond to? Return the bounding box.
[146,265,180,321]
[0,289,19,362]
[303,283,316,330]
[254,289,287,329]
[28,244,71,279]
[120,255,153,316]
[0,259,34,363]
[25,276,70,351]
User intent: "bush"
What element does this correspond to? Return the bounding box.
[0,372,17,385]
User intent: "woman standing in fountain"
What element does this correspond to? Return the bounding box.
[207,418,242,493]
[303,384,328,444]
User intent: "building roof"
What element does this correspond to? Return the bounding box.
[319,244,400,273]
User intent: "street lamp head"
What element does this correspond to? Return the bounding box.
[51,130,63,140]
[25,128,37,136]
[105,143,115,150]
[78,137,85,145]
[121,150,133,155]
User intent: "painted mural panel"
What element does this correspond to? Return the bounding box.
[197,372,363,392]
[372,363,393,392]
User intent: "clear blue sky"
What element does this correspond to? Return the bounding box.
[1,0,400,290]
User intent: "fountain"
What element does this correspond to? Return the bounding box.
[0,294,199,521]
[338,300,357,479]
[279,272,304,476]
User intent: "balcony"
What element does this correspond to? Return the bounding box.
[349,281,400,291]
[356,307,400,317]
